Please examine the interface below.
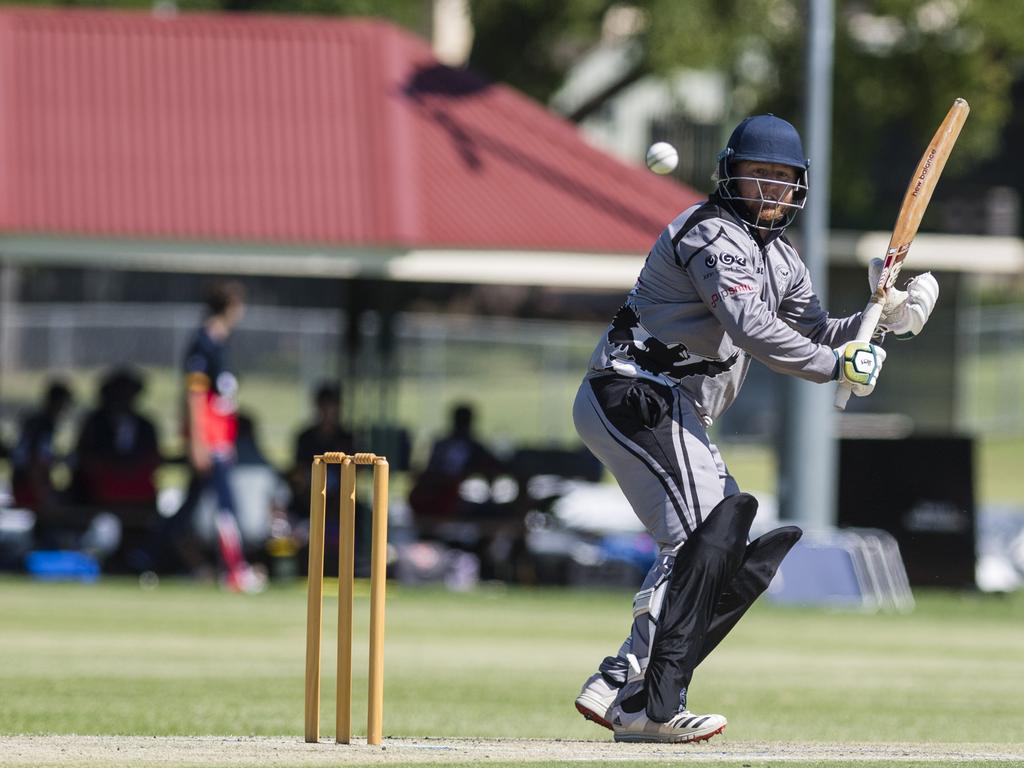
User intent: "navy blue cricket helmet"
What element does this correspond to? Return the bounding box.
[716,114,810,231]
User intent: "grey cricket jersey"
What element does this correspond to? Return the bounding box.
[588,196,861,422]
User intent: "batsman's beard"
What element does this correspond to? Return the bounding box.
[751,200,788,223]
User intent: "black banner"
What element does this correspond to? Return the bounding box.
[838,436,975,589]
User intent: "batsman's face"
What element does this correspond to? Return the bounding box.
[733,161,800,223]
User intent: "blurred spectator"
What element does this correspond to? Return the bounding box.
[11,380,74,515]
[408,403,502,527]
[291,382,354,476]
[289,381,366,576]
[11,379,121,562]
[408,403,524,580]
[166,280,265,592]
[71,367,160,508]
[429,404,501,479]
[235,411,271,466]
[70,367,161,571]
[235,412,292,572]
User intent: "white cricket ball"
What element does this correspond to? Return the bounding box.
[645,141,678,175]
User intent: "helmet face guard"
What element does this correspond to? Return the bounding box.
[716,158,808,231]
[715,115,810,232]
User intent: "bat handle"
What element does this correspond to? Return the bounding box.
[834,300,885,411]
[834,383,853,410]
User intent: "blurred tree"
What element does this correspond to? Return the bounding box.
[468,0,1024,230]
[467,0,613,104]
[4,0,427,31]
[786,0,1024,228]
[215,0,424,24]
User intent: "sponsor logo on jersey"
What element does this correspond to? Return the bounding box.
[704,252,748,275]
[709,283,755,309]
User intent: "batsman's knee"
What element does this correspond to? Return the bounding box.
[680,493,758,571]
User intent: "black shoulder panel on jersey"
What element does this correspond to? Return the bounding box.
[671,200,723,248]
[718,227,750,256]
[671,200,726,269]
[681,229,724,270]
[674,200,752,270]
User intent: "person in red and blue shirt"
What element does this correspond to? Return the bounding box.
[171,281,264,592]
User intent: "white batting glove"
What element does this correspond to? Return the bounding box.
[834,341,887,397]
[868,257,939,338]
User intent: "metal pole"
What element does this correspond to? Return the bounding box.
[779,0,837,528]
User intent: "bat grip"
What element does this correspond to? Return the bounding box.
[834,383,853,410]
[834,299,885,411]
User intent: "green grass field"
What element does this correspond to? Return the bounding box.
[2,577,1023,767]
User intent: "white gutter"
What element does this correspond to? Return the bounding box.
[1,231,1020,288]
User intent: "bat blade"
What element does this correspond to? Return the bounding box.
[872,98,971,299]
[835,97,970,410]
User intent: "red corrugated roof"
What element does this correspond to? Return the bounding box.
[0,7,703,253]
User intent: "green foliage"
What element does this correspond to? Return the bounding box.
[467,0,612,104]
[637,0,1024,228]
[467,0,1024,231]
[2,0,214,9]
[214,0,425,25]
[639,0,798,79]
[1,0,427,30]
[823,0,1020,227]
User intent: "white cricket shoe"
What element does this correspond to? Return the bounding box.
[574,673,618,730]
[610,703,727,743]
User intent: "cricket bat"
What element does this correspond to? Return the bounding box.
[835,97,970,409]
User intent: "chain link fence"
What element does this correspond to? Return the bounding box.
[0,303,602,465]
[0,300,1020,466]
[958,303,1024,435]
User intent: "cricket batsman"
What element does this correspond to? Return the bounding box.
[571,114,939,742]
